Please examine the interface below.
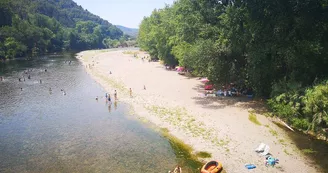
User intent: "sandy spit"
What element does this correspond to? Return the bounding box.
[77,49,321,173]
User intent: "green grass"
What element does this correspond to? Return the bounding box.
[248,113,262,125]
[195,151,212,158]
[269,128,278,136]
[283,149,292,155]
[301,148,317,154]
[122,51,138,55]
[160,128,203,171]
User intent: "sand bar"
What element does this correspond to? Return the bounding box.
[78,49,321,173]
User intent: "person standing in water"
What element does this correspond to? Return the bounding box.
[108,94,111,103]
[114,90,117,100]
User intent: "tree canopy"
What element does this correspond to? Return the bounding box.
[138,0,328,134]
[0,0,126,59]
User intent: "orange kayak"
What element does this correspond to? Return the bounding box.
[200,160,222,173]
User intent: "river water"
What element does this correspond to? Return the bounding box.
[0,53,184,173]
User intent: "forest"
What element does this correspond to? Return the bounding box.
[138,0,328,136]
[0,0,127,59]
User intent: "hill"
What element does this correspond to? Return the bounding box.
[0,0,125,59]
[116,25,138,38]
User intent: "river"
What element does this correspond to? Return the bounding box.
[0,53,191,172]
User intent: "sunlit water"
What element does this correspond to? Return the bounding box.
[0,53,179,173]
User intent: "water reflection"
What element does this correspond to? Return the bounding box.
[0,53,178,173]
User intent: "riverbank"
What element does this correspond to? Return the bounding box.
[78,49,321,173]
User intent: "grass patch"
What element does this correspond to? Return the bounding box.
[283,149,292,155]
[160,128,203,171]
[248,113,262,125]
[301,148,317,154]
[269,128,278,136]
[264,124,270,128]
[278,139,286,146]
[195,151,212,158]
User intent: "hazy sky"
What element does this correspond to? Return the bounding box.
[73,0,175,28]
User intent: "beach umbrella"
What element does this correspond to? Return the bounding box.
[201,78,210,83]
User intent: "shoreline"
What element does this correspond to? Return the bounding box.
[77,48,322,173]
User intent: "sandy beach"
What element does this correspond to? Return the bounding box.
[78,49,321,173]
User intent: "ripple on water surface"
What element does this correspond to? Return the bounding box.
[0,54,183,173]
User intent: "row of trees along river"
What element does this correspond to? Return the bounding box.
[138,0,328,138]
[0,0,134,59]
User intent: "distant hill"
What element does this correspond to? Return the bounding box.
[116,25,138,38]
[0,0,124,59]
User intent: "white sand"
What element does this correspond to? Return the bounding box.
[78,49,321,173]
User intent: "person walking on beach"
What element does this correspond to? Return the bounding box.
[105,93,108,98]
[96,96,98,101]
[129,88,132,97]
[0,76,3,81]
[114,90,117,100]
[144,85,146,90]
[40,79,42,84]
[28,75,31,79]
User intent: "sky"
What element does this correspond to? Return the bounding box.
[73,0,175,29]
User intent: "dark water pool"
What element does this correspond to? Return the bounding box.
[0,53,197,173]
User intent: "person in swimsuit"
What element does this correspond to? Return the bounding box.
[108,94,111,103]
[114,90,117,100]
[129,88,132,97]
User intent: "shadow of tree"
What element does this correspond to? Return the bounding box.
[192,92,268,114]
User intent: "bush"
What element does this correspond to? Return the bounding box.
[268,81,328,133]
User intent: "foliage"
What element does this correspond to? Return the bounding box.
[138,0,328,134]
[0,0,126,59]
[268,81,328,134]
